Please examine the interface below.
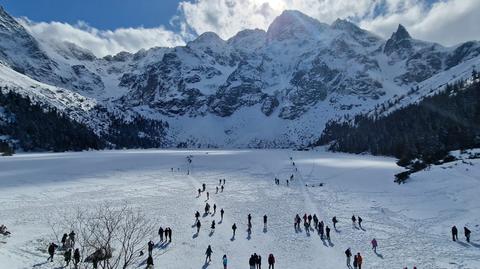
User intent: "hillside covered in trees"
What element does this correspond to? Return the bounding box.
[0,89,167,154]
[316,72,480,181]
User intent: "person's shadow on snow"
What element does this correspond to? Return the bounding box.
[209,231,214,237]
[456,241,469,247]
[328,239,334,247]
[321,238,328,247]
[218,220,223,224]
[375,251,384,259]
[230,235,235,241]
[360,227,366,232]
[202,213,208,218]
[192,233,199,239]
[202,261,210,269]
[263,227,267,233]
[157,242,170,249]
[470,242,480,248]
[247,233,251,240]
[33,262,48,267]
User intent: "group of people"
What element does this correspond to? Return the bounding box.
[47,230,81,268]
[344,248,363,269]
[0,224,10,235]
[294,213,332,240]
[451,225,472,242]
[157,227,173,243]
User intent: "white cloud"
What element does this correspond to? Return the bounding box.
[176,0,480,46]
[20,19,185,57]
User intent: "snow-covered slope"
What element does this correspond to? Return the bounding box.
[0,149,479,268]
[1,7,480,148]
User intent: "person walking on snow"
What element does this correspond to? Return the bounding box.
[216,186,219,194]
[353,254,358,269]
[211,220,216,232]
[371,238,378,252]
[213,204,217,215]
[205,245,213,263]
[202,183,206,192]
[326,226,331,240]
[308,215,313,226]
[196,220,201,234]
[221,185,224,192]
[220,209,224,221]
[313,214,318,229]
[73,248,80,268]
[319,221,325,239]
[465,226,471,242]
[61,233,68,248]
[69,231,76,245]
[248,214,252,225]
[263,215,268,228]
[358,216,363,229]
[332,216,338,229]
[357,253,363,269]
[198,188,201,197]
[64,248,72,267]
[47,242,57,262]
[148,240,154,256]
[268,254,275,269]
[345,248,352,267]
[223,255,228,269]
[452,225,458,241]
[158,226,164,242]
[249,255,256,269]
[195,211,200,222]
[206,192,210,200]
[232,223,237,237]
[257,255,262,269]
[352,215,357,227]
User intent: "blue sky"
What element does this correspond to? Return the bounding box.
[2,0,479,56]
[1,0,180,30]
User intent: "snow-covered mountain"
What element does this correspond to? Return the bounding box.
[1,7,480,148]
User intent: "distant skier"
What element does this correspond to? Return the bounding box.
[465,226,471,242]
[196,220,201,234]
[223,254,228,269]
[452,225,458,241]
[148,240,154,255]
[205,245,213,263]
[47,242,58,262]
[371,238,378,252]
[332,216,338,229]
[352,215,357,227]
[326,225,331,240]
[268,253,275,269]
[358,216,363,229]
[263,215,268,228]
[64,248,72,267]
[220,209,225,221]
[232,223,237,237]
[156,226,163,243]
[345,248,352,267]
[73,248,80,268]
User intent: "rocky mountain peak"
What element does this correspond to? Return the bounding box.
[384,24,413,56]
[266,10,327,42]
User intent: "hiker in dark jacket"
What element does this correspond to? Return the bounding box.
[47,242,58,262]
[69,231,76,245]
[73,248,80,267]
[196,220,201,234]
[61,233,68,247]
[451,226,458,241]
[326,226,331,240]
[205,245,213,263]
[64,248,72,266]
[220,209,224,221]
[465,227,472,242]
[232,223,237,237]
[158,227,164,242]
[345,248,352,267]
[147,240,154,256]
[257,255,262,269]
[268,254,275,269]
[358,217,363,229]
[332,216,338,229]
[263,215,268,228]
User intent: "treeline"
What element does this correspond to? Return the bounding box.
[0,89,104,152]
[315,72,480,182]
[0,89,168,154]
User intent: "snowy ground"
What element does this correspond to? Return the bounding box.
[0,149,479,269]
